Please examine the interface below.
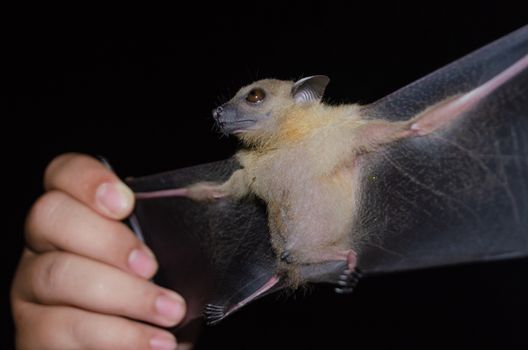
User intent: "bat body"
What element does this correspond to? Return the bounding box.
[127,25,528,325]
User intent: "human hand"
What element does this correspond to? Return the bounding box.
[11,154,186,350]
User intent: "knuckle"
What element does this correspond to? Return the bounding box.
[44,153,119,205]
[43,153,82,187]
[22,317,52,349]
[24,191,67,244]
[12,304,64,350]
[110,228,147,270]
[32,252,73,302]
[31,310,73,350]
[116,282,157,316]
[104,223,135,252]
[91,223,143,275]
[69,313,92,347]
[71,315,150,350]
[113,324,149,350]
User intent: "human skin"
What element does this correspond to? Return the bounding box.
[11,154,189,350]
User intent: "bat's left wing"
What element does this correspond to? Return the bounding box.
[356,25,528,275]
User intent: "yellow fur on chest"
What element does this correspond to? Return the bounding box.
[238,150,296,200]
[237,105,364,200]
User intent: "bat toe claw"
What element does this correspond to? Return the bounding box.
[333,267,362,294]
[334,287,355,294]
[280,250,294,264]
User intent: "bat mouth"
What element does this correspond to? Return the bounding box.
[217,120,257,135]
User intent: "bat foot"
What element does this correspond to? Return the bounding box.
[334,268,362,294]
[204,304,227,325]
[203,275,282,325]
[280,250,294,264]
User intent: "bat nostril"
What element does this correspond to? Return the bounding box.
[213,106,223,120]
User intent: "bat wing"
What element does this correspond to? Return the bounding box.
[125,25,528,325]
[357,25,528,274]
[126,159,285,325]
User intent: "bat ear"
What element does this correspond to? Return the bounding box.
[291,75,330,103]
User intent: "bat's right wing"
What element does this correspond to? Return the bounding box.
[127,159,283,325]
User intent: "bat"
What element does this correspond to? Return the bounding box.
[123,25,528,326]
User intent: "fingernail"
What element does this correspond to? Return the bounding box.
[155,292,185,324]
[150,334,177,350]
[128,248,157,278]
[96,182,134,217]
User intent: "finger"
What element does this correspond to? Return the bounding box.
[44,153,135,220]
[25,192,157,279]
[17,251,186,328]
[13,302,177,350]
[174,320,202,350]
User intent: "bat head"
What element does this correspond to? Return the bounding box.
[212,75,330,146]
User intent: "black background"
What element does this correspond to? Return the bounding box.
[3,4,528,349]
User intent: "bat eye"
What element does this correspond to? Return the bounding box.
[246,88,266,103]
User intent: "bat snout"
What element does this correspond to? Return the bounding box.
[212,105,254,135]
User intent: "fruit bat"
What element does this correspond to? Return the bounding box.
[121,25,528,326]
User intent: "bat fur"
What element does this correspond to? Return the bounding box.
[136,54,528,287]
